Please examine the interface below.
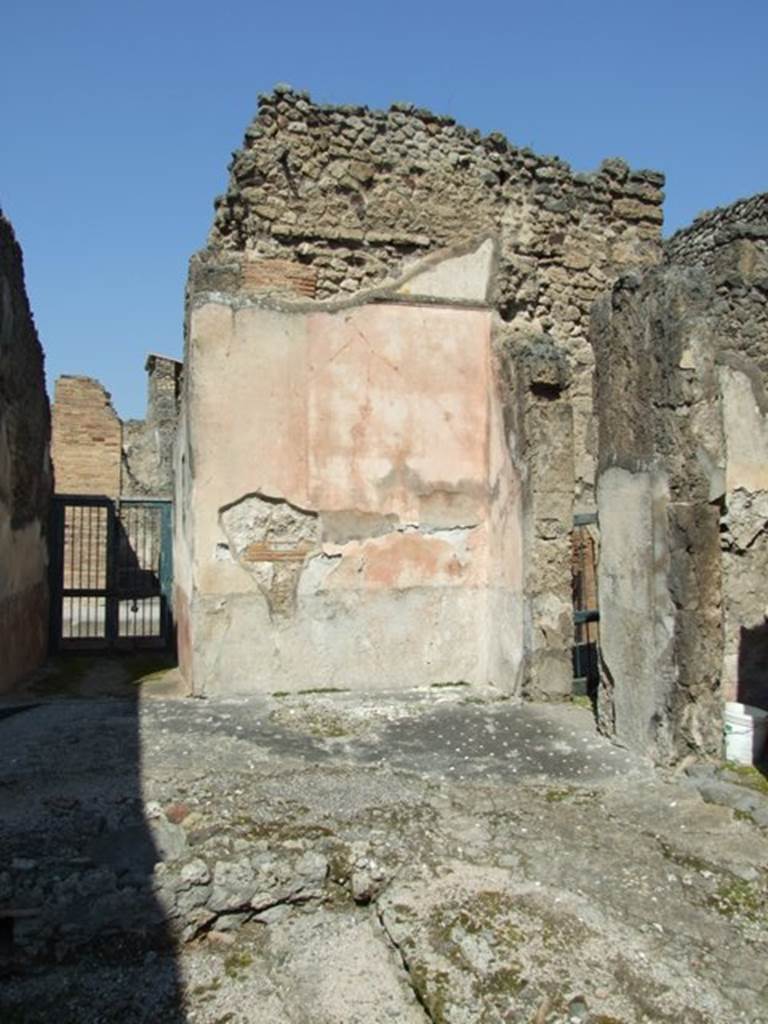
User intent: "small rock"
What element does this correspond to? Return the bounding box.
[351,866,385,904]
[164,802,190,825]
[214,911,251,932]
[180,859,211,887]
[253,904,289,925]
[295,851,328,885]
[151,817,189,864]
[210,857,253,912]
[566,994,589,1021]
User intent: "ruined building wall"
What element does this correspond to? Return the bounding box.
[204,87,665,509]
[592,192,768,762]
[502,335,575,700]
[51,376,122,495]
[0,212,52,690]
[122,355,182,498]
[591,268,725,762]
[667,194,768,713]
[51,356,181,498]
[664,193,768,272]
[178,88,665,698]
[178,242,525,694]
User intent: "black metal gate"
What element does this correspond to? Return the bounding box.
[49,496,173,651]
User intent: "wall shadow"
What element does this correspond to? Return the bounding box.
[0,655,187,1022]
[737,621,768,712]
[737,623,768,775]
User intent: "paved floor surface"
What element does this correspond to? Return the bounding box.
[1,659,766,1024]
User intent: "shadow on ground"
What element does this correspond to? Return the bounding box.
[0,653,188,1023]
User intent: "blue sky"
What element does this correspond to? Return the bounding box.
[3,0,766,419]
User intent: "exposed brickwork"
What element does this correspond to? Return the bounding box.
[51,376,122,496]
[242,257,317,298]
[52,356,182,500]
[205,88,665,322]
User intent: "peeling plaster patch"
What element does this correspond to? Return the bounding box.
[723,488,768,552]
[220,493,320,618]
[298,551,344,595]
[417,489,484,530]
[402,523,478,537]
[214,543,233,562]
[317,524,479,591]
[320,509,399,544]
[720,366,768,492]
[395,238,496,303]
[376,462,486,527]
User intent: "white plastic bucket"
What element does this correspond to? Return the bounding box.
[724,702,768,766]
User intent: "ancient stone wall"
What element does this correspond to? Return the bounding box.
[665,193,768,273]
[502,334,575,700]
[52,356,181,499]
[122,354,182,498]
[0,212,52,690]
[203,85,665,507]
[592,192,768,761]
[666,193,768,714]
[178,241,525,695]
[180,87,665,700]
[591,268,725,762]
[51,376,123,496]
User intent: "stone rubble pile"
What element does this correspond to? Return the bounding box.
[2,801,398,961]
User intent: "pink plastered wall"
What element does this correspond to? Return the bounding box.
[180,294,524,692]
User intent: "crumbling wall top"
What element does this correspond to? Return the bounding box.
[665,192,768,270]
[203,85,665,312]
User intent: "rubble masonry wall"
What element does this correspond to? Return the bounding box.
[0,213,52,690]
[593,193,768,761]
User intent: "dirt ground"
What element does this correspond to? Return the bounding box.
[1,655,766,1024]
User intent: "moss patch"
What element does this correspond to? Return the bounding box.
[723,763,768,797]
[707,877,766,922]
[223,948,253,979]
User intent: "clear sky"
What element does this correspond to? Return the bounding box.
[3,0,766,419]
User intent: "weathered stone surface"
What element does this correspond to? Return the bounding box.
[177,252,524,696]
[0,211,51,691]
[4,688,767,1023]
[665,192,768,273]
[497,331,575,700]
[592,192,768,761]
[196,86,664,507]
[122,354,182,498]
[52,354,181,500]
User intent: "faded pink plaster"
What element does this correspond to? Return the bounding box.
[321,524,487,591]
[192,303,311,509]
[307,304,490,521]
[181,291,525,692]
[190,300,496,595]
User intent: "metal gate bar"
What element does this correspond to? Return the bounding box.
[49,496,173,652]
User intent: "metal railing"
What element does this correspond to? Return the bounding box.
[49,496,173,651]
